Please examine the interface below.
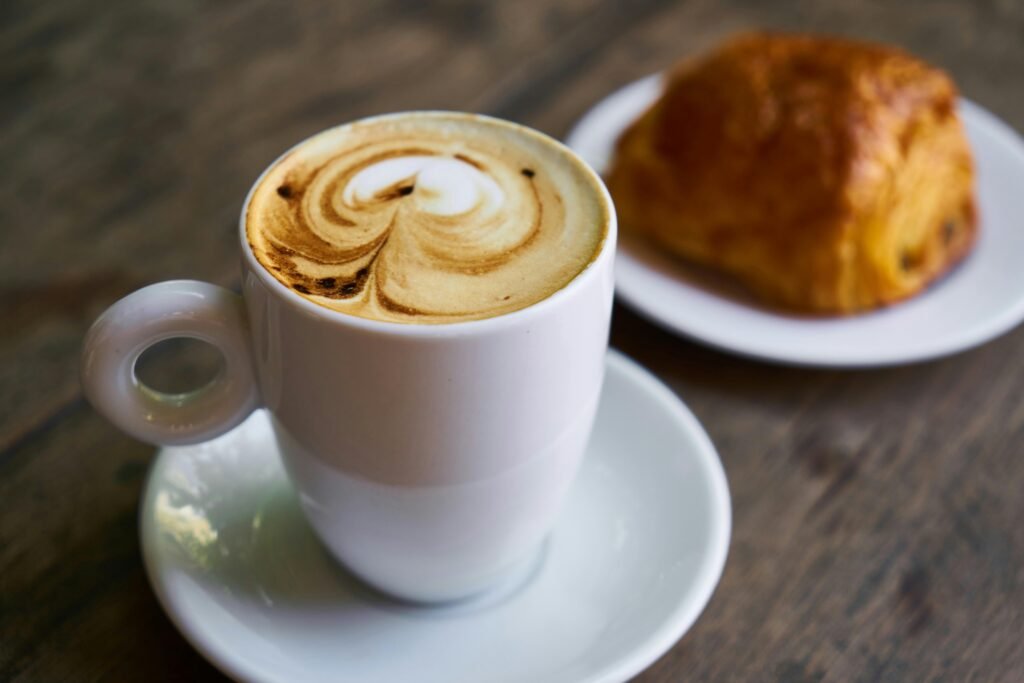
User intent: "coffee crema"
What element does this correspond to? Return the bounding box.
[246,112,609,324]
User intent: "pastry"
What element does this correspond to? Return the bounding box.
[606,32,977,314]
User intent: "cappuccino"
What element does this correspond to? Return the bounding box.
[246,112,608,324]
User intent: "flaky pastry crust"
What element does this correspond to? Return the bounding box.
[607,32,977,314]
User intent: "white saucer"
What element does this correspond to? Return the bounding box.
[140,350,731,683]
[567,75,1024,367]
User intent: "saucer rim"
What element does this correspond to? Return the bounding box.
[590,351,732,683]
[139,349,732,683]
[566,75,1024,368]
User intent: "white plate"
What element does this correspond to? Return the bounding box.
[567,75,1024,367]
[140,350,731,683]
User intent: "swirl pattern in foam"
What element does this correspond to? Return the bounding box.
[246,112,609,324]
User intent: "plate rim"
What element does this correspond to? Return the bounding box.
[139,349,732,683]
[567,74,1024,368]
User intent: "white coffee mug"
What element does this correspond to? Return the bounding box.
[81,115,616,602]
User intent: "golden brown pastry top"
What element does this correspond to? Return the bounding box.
[609,32,974,313]
[645,32,956,243]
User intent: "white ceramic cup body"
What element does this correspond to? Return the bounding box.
[243,241,613,601]
[81,113,615,602]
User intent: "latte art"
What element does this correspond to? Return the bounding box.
[343,156,504,217]
[246,113,608,324]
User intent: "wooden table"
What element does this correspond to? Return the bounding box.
[4,1,1024,680]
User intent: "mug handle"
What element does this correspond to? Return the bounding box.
[81,280,260,446]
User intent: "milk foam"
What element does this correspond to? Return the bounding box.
[344,156,505,217]
[246,112,608,324]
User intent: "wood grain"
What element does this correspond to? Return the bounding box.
[3,0,1024,681]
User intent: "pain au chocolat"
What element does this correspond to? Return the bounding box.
[607,32,977,314]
